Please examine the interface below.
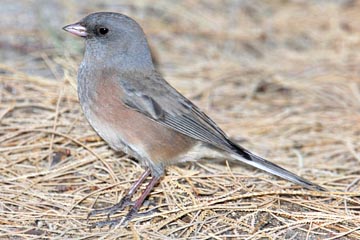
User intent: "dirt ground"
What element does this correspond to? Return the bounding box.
[1,0,360,239]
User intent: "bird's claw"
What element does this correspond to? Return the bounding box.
[87,196,134,222]
[88,207,160,229]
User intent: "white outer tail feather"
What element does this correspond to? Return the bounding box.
[230,152,326,191]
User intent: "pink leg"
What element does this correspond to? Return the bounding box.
[124,175,160,221]
[88,168,151,219]
[89,172,161,228]
[126,168,152,196]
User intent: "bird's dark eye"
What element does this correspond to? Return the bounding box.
[98,27,109,35]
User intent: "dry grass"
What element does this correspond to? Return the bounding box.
[1,1,360,239]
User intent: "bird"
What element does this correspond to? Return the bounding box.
[63,12,326,227]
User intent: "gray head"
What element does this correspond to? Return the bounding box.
[63,12,154,71]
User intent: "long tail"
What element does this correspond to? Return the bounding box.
[228,142,326,191]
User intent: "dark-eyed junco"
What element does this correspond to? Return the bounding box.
[63,12,325,227]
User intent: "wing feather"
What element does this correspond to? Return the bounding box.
[119,71,233,151]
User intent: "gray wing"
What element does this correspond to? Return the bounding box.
[119,71,234,151]
[118,72,327,191]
